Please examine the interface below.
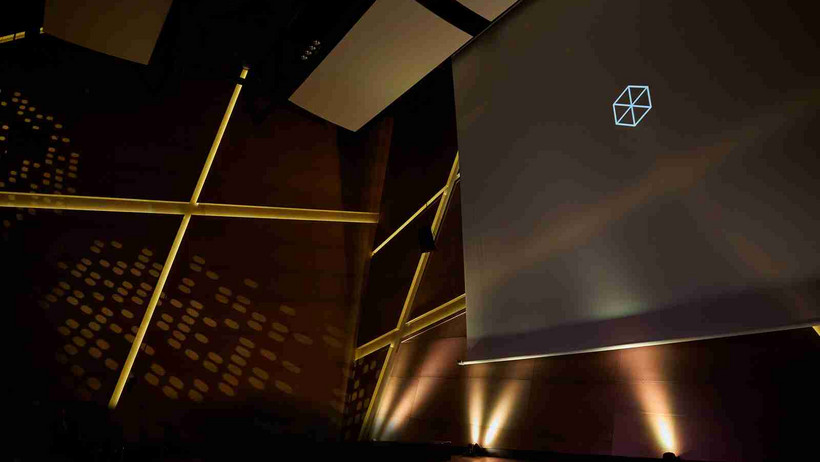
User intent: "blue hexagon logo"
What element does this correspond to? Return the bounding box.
[613,85,652,127]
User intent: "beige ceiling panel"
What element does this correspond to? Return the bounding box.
[44,0,173,64]
[289,0,471,132]
[457,0,518,21]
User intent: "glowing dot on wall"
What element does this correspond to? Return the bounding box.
[260,349,276,361]
[188,389,203,402]
[193,379,209,392]
[105,358,119,370]
[249,377,265,390]
[274,380,293,394]
[218,382,235,396]
[227,364,242,376]
[162,385,179,399]
[282,361,301,374]
[203,361,218,373]
[222,374,239,387]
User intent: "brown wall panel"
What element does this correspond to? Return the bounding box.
[373,314,820,461]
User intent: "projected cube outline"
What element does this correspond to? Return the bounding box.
[612,85,652,127]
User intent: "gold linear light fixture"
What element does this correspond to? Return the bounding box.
[358,153,460,440]
[0,192,378,223]
[107,67,252,409]
[0,28,43,44]
[354,294,466,360]
[371,185,447,256]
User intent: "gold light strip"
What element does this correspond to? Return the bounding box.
[358,154,460,440]
[813,326,820,336]
[396,153,460,328]
[0,33,14,44]
[404,293,466,332]
[108,67,248,409]
[0,192,379,224]
[430,152,460,236]
[189,67,248,204]
[355,328,400,361]
[0,191,187,215]
[108,213,191,409]
[354,293,467,360]
[357,343,395,439]
[196,202,378,223]
[370,185,447,256]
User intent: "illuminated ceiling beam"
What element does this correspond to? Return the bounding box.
[0,192,379,224]
[358,153,460,440]
[814,326,820,336]
[354,293,466,360]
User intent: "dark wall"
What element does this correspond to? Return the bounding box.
[2,30,390,460]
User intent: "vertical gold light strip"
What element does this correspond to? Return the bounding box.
[108,67,249,409]
[189,67,248,204]
[357,343,395,439]
[108,213,191,409]
[358,153,460,439]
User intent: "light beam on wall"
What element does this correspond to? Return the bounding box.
[482,380,520,447]
[622,347,680,455]
[467,379,485,444]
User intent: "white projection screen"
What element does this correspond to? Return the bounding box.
[455,0,820,363]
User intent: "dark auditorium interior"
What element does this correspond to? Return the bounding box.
[2,1,818,461]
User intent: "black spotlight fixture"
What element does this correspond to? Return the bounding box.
[662,452,680,460]
[418,225,436,253]
[465,443,486,456]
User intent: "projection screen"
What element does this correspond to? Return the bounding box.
[455,0,820,363]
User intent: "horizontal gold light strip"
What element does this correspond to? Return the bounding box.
[354,293,467,360]
[404,293,466,330]
[0,28,40,44]
[370,185,446,256]
[356,328,400,360]
[814,326,820,336]
[196,202,378,223]
[0,191,379,223]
